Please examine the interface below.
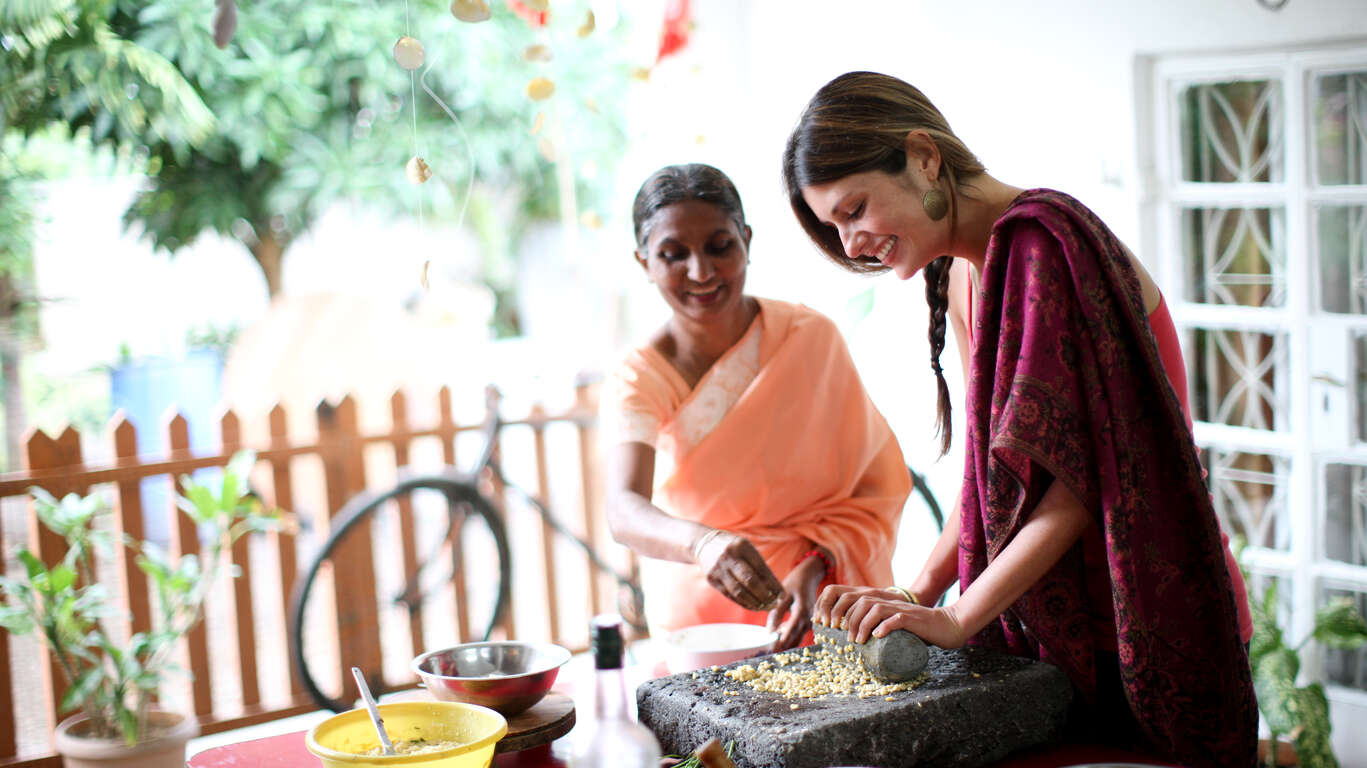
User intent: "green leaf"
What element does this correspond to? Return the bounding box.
[1289,683,1337,768]
[48,563,77,593]
[73,583,111,617]
[168,555,200,592]
[117,708,139,745]
[1250,582,1284,666]
[219,472,239,515]
[1253,647,1298,736]
[58,666,103,713]
[127,632,150,657]
[0,605,35,634]
[1312,598,1367,650]
[28,486,58,510]
[17,549,46,580]
[136,555,170,585]
[67,643,100,666]
[226,450,256,486]
[178,483,217,523]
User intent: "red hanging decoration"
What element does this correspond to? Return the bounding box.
[656,0,691,63]
[506,0,549,28]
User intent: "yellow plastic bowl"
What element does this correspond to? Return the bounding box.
[305,701,507,768]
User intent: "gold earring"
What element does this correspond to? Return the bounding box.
[922,188,948,221]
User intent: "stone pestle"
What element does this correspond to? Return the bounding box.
[812,623,929,682]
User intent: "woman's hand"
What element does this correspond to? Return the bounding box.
[813,584,969,649]
[764,554,826,652]
[693,530,784,611]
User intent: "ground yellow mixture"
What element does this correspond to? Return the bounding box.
[359,738,465,756]
[716,636,927,699]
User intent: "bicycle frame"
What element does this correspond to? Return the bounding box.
[472,391,646,630]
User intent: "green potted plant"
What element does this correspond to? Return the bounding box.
[1249,579,1367,768]
[0,450,277,767]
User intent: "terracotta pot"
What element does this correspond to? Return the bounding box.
[1257,737,1299,767]
[53,710,198,768]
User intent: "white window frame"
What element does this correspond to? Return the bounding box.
[1138,40,1367,717]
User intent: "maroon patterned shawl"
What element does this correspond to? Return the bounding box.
[958,189,1256,767]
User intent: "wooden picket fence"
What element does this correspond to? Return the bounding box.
[0,383,623,766]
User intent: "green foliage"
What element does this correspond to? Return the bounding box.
[122,0,633,303]
[0,0,213,148]
[0,171,38,280]
[1312,597,1367,649]
[1247,577,1367,768]
[0,0,212,468]
[0,451,279,744]
[184,322,238,355]
[0,162,42,325]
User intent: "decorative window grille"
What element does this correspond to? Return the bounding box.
[1143,43,1367,710]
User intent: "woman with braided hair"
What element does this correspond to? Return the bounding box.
[786,72,1255,767]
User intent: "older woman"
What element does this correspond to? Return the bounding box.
[601,163,909,652]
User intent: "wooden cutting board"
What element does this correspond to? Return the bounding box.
[494,692,575,753]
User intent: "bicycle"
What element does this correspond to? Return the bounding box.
[289,386,646,713]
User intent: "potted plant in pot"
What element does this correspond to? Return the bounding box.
[0,450,277,768]
[1249,579,1367,768]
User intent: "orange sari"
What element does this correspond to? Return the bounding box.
[603,298,909,634]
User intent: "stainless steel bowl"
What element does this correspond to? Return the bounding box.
[411,641,571,717]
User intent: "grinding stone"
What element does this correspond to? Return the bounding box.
[637,645,1072,768]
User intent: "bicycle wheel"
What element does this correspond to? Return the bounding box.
[290,472,512,712]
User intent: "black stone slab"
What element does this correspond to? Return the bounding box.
[637,645,1073,768]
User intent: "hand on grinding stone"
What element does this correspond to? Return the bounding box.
[815,583,967,649]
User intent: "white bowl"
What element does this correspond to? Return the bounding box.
[662,623,776,674]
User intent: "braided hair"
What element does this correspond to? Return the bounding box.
[921,256,954,456]
[783,71,985,456]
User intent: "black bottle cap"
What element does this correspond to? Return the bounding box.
[589,614,624,670]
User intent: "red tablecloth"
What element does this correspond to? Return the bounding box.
[187,727,1173,767]
[187,733,565,767]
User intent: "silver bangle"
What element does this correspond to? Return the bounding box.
[691,528,724,562]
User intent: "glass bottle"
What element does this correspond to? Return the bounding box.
[568,614,662,768]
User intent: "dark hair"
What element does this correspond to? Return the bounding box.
[782,71,985,457]
[631,163,747,249]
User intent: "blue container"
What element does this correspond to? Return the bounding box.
[109,349,223,545]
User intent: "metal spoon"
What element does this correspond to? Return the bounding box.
[351,666,395,756]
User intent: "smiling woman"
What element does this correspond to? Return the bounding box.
[785,71,1257,768]
[599,163,911,654]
